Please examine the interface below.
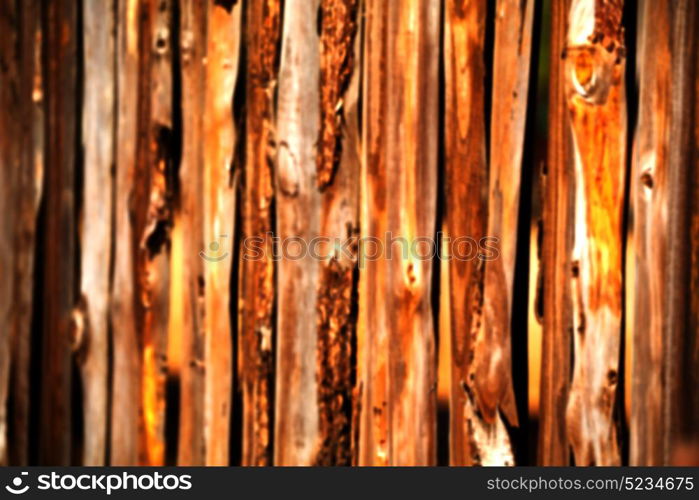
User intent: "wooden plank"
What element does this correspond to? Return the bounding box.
[0,0,43,466]
[273,0,322,466]
[563,0,626,466]
[78,0,115,466]
[538,0,573,466]
[201,0,241,465]
[469,0,535,465]
[239,0,282,466]
[111,0,142,465]
[135,0,173,466]
[314,0,361,466]
[629,0,672,466]
[358,0,439,466]
[177,0,208,466]
[40,0,79,466]
[443,0,488,466]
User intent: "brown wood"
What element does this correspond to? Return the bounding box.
[0,0,43,466]
[177,0,208,466]
[239,0,282,466]
[111,0,142,466]
[538,0,573,466]
[77,0,115,466]
[468,0,535,465]
[358,0,439,466]
[39,0,79,466]
[201,0,241,465]
[314,0,361,466]
[563,0,626,466]
[274,0,322,466]
[443,0,488,466]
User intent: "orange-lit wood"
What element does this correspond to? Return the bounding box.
[239,0,282,466]
[358,0,439,466]
[564,0,626,466]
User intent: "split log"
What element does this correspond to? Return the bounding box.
[358,0,439,466]
[564,0,626,466]
[0,0,43,466]
[314,0,361,466]
[78,0,115,466]
[538,0,573,466]
[443,0,488,466]
[274,0,322,466]
[239,0,282,466]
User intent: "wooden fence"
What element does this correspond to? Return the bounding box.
[0,0,697,466]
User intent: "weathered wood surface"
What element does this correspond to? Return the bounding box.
[358,0,439,466]
[78,0,115,466]
[274,0,322,466]
[111,0,143,465]
[39,0,79,466]
[239,0,282,466]
[539,0,573,466]
[314,0,361,466]
[177,0,208,466]
[564,0,626,466]
[629,0,672,466]
[444,0,488,466]
[471,0,535,465]
[202,0,240,466]
[0,0,43,467]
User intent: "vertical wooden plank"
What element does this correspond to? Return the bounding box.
[0,0,43,466]
[538,0,573,466]
[629,0,671,466]
[468,0,535,465]
[135,0,173,466]
[274,0,322,466]
[78,0,115,466]
[314,0,360,466]
[111,0,141,465]
[177,0,207,466]
[443,0,488,466]
[239,0,282,466]
[40,0,78,465]
[202,0,240,465]
[358,0,439,466]
[563,0,626,466]
[664,0,697,462]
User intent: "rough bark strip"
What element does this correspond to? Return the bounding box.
[0,0,43,466]
[316,0,358,189]
[111,0,142,465]
[274,0,322,466]
[629,0,671,466]
[77,0,115,466]
[239,0,281,466]
[39,0,78,466]
[469,0,535,464]
[314,0,361,466]
[135,0,174,466]
[202,0,240,465]
[443,0,488,466]
[358,0,439,466]
[564,0,626,466]
[177,0,207,466]
[538,0,573,466]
